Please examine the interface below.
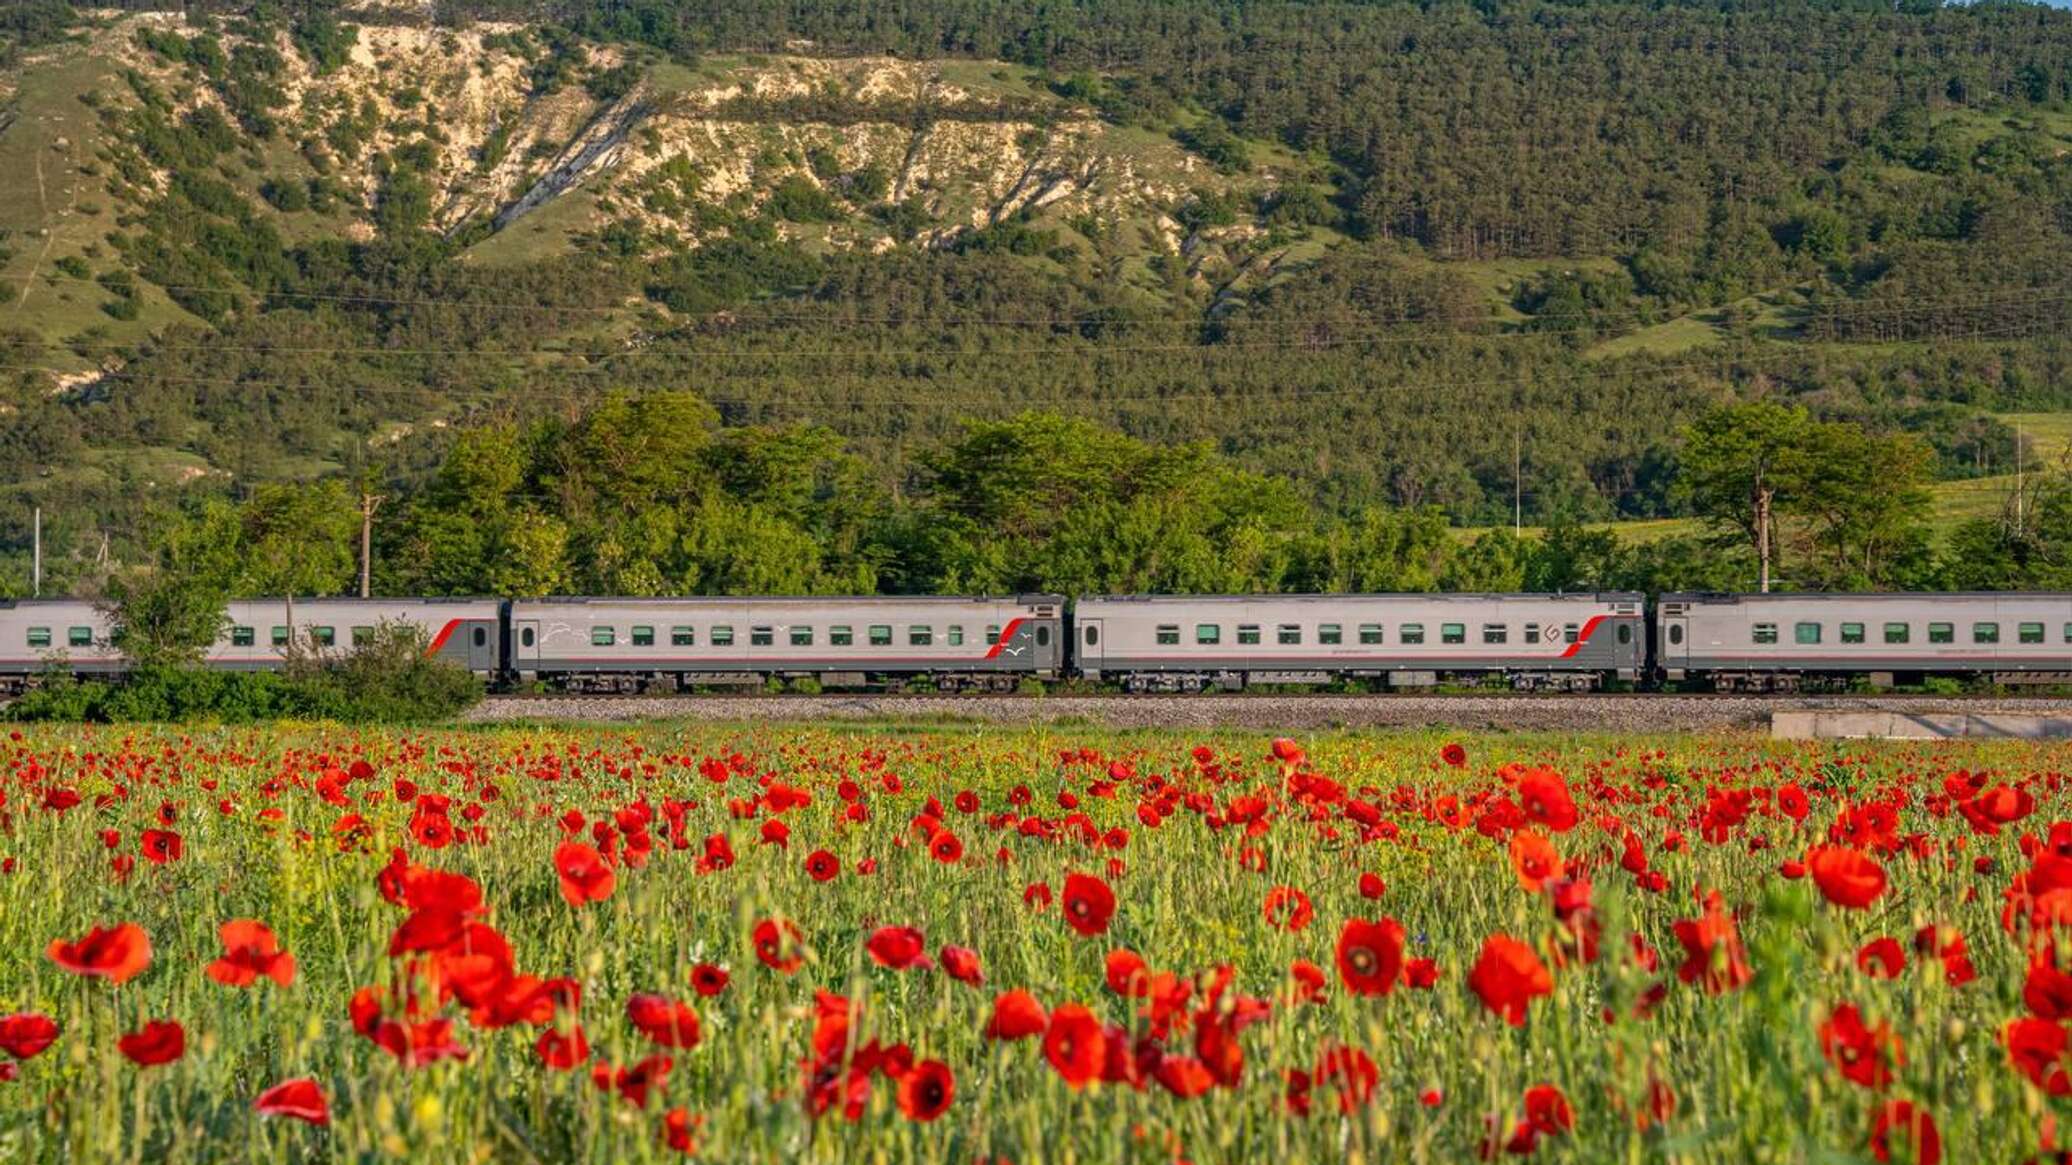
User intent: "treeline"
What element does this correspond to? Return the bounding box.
[36,399,2066,610]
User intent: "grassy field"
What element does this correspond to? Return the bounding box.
[3,722,2070,1162]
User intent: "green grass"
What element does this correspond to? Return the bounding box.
[1,723,2069,1162]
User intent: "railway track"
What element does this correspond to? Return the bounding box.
[466,692,2072,731]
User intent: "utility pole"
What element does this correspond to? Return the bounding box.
[358,489,384,599]
[31,506,41,598]
[1513,426,1522,538]
[2014,421,2025,539]
[1754,481,1774,594]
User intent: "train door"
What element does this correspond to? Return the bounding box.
[467,622,497,674]
[1661,610,1689,679]
[1078,618,1103,678]
[515,619,541,676]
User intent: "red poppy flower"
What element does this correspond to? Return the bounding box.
[1335,916,1406,996]
[627,994,702,1049]
[554,842,616,906]
[1315,1043,1378,1113]
[2027,961,2072,1021]
[1358,872,1385,899]
[1870,1100,1941,1165]
[940,945,983,985]
[865,926,933,970]
[1820,1003,1903,1089]
[1672,891,1753,994]
[690,963,730,997]
[1524,1083,1574,1135]
[117,1019,185,1067]
[1441,743,1468,768]
[253,1078,330,1125]
[1289,959,1328,1005]
[1405,958,1441,989]
[986,990,1048,1040]
[804,849,839,881]
[207,919,297,988]
[661,1107,703,1154]
[1856,938,1905,980]
[1808,845,1887,909]
[536,1025,590,1070]
[591,1054,672,1108]
[753,918,805,974]
[1023,883,1053,911]
[897,1059,955,1121]
[0,1013,59,1060]
[1516,770,1577,832]
[1043,1003,1106,1088]
[1262,886,1314,932]
[1272,738,1306,764]
[929,831,964,864]
[1061,873,1117,937]
[139,829,183,865]
[2004,1017,2072,1095]
[1467,934,1553,1026]
[1509,831,1564,893]
[47,922,152,985]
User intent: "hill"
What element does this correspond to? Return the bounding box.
[1,0,2070,593]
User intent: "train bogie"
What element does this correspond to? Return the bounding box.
[1071,593,1646,691]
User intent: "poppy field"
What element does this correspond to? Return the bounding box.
[5,724,2072,1164]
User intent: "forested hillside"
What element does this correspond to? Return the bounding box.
[2,0,2071,597]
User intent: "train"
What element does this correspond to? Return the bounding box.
[1,591,2068,695]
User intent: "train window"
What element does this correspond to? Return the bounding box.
[1280,625,1304,645]
[1667,625,1683,646]
[672,626,695,646]
[2065,623,2072,644]
[1237,625,1261,645]
[231,626,255,647]
[272,626,290,646]
[1196,624,1221,645]
[1482,624,1507,645]
[751,627,775,647]
[1523,623,1541,645]
[351,626,374,648]
[591,626,616,647]
[712,626,735,646]
[1616,624,1633,645]
[1084,626,1099,647]
[472,628,487,649]
[830,626,852,646]
[2019,622,2045,644]
[1359,624,1383,645]
[68,626,94,648]
[791,627,814,647]
[985,625,1001,645]
[1751,623,1778,645]
[1156,625,1180,645]
[311,626,336,647]
[1441,624,1466,644]
[949,626,965,646]
[909,626,933,646]
[1400,624,1425,645]
[1973,622,2000,644]
[1840,623,1864,645]
[1563,624,1580,644]
[1884,623,1909,644]
[1035,626,1051,647]
[26,627,49,648]
[1320,624,1343,645]
[1928,623,1953,644]
[632,626,655,647]
[868,625,892,646]
[1794,623,1821,645]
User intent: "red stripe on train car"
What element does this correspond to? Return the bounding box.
[425,619,463,656]
[983,618,1026,660]
[1557,615,1610,659]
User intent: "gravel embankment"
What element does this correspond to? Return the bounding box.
[463,694,2072,732]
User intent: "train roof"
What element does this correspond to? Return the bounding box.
[1076,592,1646,603]
[513,594,1066,605]
[1661,591,2072,602]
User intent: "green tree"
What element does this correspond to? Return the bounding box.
[1677,402,1813,592]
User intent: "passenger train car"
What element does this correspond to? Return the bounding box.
[5,590,2070,695]
[1659,592,2072,691]
[506,595,1065,692]
[1074,593,1646,691]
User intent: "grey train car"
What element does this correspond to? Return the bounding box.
[1659,592,2072,690]
[1071,593,1646,691]
[506,595,1065,692]
[210,598,504,677]
[0,600,124,689]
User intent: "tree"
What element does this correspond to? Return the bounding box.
[103,503,239,669]
[1792,422,1934,588]
[1677,402,1813,592]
